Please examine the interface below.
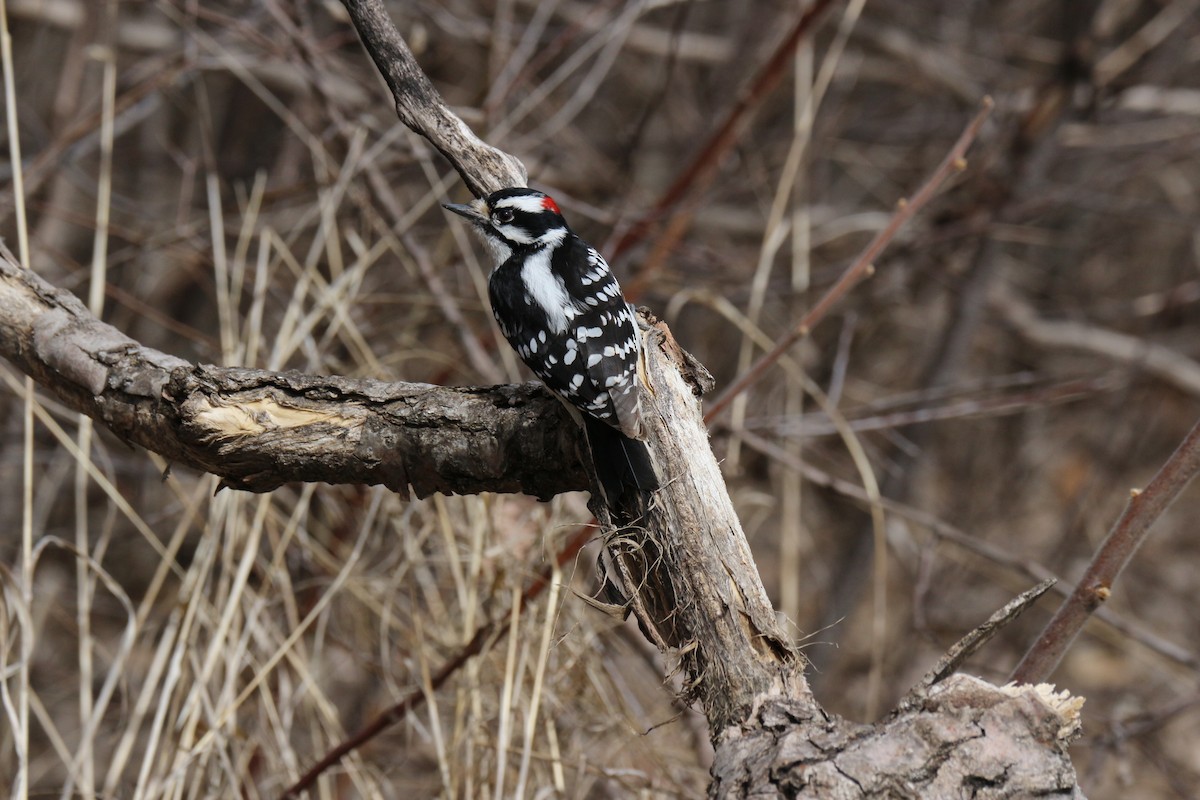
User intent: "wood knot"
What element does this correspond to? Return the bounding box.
[641,310,714,397]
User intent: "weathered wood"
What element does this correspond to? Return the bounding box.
[0,248,586,499]
[597,316,806,731]
[710,677,1084,799]
[340,0,526,197]
[323,7,1086,796]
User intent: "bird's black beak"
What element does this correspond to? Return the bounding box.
[442,201,488,224]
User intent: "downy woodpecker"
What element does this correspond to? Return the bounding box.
[444,188,658,500]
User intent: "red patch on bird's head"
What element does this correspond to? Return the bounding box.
[541,195,561,214]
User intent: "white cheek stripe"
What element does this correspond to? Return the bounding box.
[495,223,535,244]
[521,248,573,333]
[540,228,567,247]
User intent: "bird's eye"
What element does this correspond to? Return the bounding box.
[493,208,515,224]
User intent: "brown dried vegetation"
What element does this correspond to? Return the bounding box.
[1,0,1199,797]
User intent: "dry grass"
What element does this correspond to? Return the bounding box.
[2,0,1200,797]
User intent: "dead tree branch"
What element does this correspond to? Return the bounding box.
[0,247,585,499]
[330,5,1085,798]
[1012,418,1200,684]
[340,0,525,197]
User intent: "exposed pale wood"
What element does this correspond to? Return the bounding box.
[710,676,1084,799]
[0,248,586,499]
[325,8,1085,796]
[597,316,806,731]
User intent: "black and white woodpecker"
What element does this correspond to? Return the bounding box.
[443,188,659,501]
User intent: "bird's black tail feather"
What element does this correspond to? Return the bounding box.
[583,415,659,502]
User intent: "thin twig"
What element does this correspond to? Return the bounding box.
[613,0,838,290]
[736,426,1200,672]
[1010,417,1200,684]
[994,284,1200,398]
[909,579,1056,699]
[703,97,994,424]
[279,522,596,799]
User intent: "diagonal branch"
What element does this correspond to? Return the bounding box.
[340,0,526,197]
[0,2,1091,795]
[614,0,839,290]
[335,0,804,732]
[704,97,994,423]
[1011,417,1200,683]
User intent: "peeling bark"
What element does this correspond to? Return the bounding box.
[0,241,1090,793]
[0,249,586,499]
[597,315,806,732]
[710,677,1083,799]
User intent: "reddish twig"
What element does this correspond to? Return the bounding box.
[703,97,994,424]
[736,426,1200,672]
[280,521,596,799]
[613,0,839,293]
[280,625,490,800]
[1010,417,1200,684]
